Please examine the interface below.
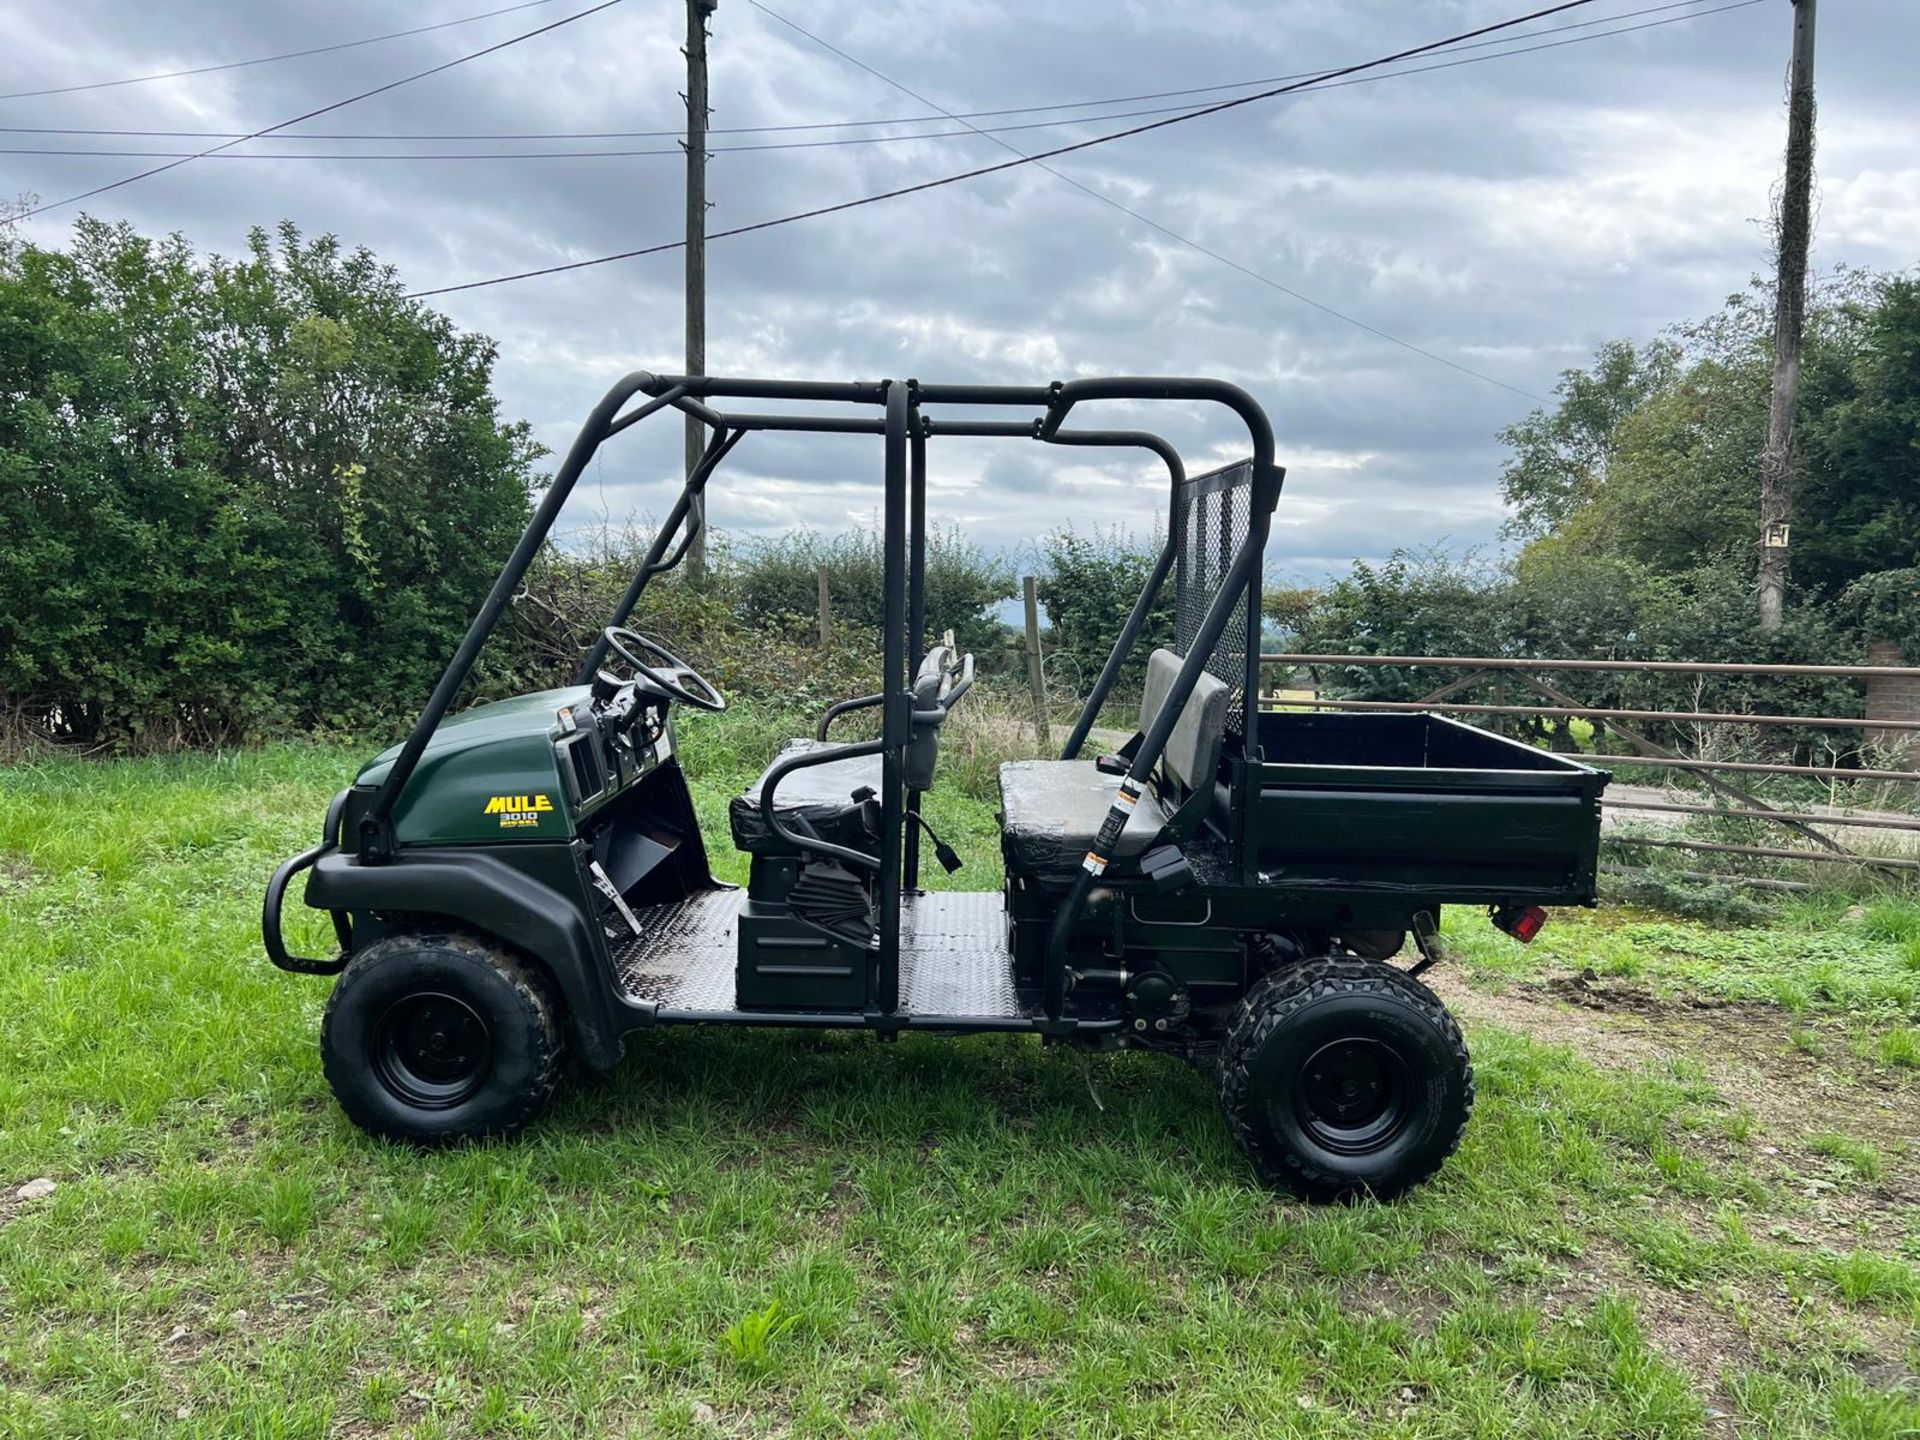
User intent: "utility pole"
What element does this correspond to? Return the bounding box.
[1757,0,1816,632]
[683,0,716,581]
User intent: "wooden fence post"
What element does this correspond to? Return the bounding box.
[1022,575,1051,747]
[816,565,832,650]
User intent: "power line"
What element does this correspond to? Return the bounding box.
[410,0,1760,300]
[755,1,1499,400]
[15,0,625,221]
[747,1,1565,402]
[402,0,1609,297]
[0,0,569,103]
[0,101,1319,161]
[0,0,1733,144]
[0,1,1758,168]
[0,98,1263,154]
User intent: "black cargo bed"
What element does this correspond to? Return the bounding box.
[1245,711,1608,904]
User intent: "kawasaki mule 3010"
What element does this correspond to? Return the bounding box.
[266,372,1606,1200]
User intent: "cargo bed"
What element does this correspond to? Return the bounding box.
[1242,711,1609,905]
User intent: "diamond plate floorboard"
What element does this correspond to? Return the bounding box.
[610,888,1024,1018]
[898,891,1021,1017]
[611,889,744,1011]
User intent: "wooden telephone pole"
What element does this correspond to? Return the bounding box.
[684,0,716,581]
[1757,0,1817,631]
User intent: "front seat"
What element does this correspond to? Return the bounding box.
[729,738,884,858]
[728,645,967,858]
[998,648,1226,881]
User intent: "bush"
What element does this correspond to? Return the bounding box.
[1293,545,1868,762]
[1292,547,1510,701]
[0,219,539,754]
[1602,865,1778,927]
[731,525,1015,660]
[491,531,885,721]
[1037,528,1174,703]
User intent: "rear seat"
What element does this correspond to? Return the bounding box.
[998,648,1227,881]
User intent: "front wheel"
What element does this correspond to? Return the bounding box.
[1219,958,1472,1202]
[321,930,564,1145]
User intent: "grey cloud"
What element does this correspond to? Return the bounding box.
[6,0,1916,589]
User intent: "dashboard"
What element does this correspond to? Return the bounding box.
[553,682,673,824]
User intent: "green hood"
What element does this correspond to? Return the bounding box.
[358,686,592,845]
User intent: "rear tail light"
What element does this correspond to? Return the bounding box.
[1492,904,1548,943]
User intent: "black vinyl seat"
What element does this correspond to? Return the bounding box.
[728,738,880,857]
[728,646,965,860]
[998,648,1227,881]
[997,761,1175,874]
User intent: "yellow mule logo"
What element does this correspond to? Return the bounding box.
[483,793,554,829]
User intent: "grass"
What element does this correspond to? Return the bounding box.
[1808,1133,1886,1183]
[1444,900,1920,1029]
[1,710,1917,1436]
[1858,901,1920,946]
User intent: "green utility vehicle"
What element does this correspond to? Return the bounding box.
[266,372,1607,1200]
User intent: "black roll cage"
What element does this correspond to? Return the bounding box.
[358,372,1284,1022]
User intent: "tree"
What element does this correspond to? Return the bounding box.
[0,219,541,750]
[1261,585,1317,647]
[1499,270,1917,612]
[1796,276,1920,599]
[1497,339,1678,539]
[1038,527,1176,700]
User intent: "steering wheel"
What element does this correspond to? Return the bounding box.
[599,626,727,713]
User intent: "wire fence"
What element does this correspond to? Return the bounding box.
[1260,652,1920,889]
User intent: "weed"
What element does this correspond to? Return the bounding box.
[1876,1026,1920,1068]
[1807,1132,1884,1182]
[1821,1250,1920,1311]
[1857,900,1920,945]
[720,1300,801,1375]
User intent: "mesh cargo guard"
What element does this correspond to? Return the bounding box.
[1173,458,1258,738]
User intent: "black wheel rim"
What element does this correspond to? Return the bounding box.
[372,991,493,1111]
[1293,1037,1415,1155]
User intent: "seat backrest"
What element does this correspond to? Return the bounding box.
[912,645,955,708]
[905,644,956,791]
[1138,648,1228,793]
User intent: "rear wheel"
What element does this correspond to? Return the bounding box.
[321,930,564,1145]
[1219,958,1472,1202]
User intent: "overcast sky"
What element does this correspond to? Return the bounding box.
[4,0,1914,584]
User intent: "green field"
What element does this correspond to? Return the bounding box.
[2,721,1917,1438]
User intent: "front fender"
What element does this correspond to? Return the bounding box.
[304,849,626,1070]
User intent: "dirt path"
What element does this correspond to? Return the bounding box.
[1429,967,1920,1238]
[1427,966,1920,1418]
[1431,966,1918,1144]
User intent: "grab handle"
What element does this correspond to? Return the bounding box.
[263,790,353,975]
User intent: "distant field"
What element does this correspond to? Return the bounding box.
[1,721,1916,1438]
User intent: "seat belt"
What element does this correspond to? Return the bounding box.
[1096,732,1210,861]
[1162,777,1213,842]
